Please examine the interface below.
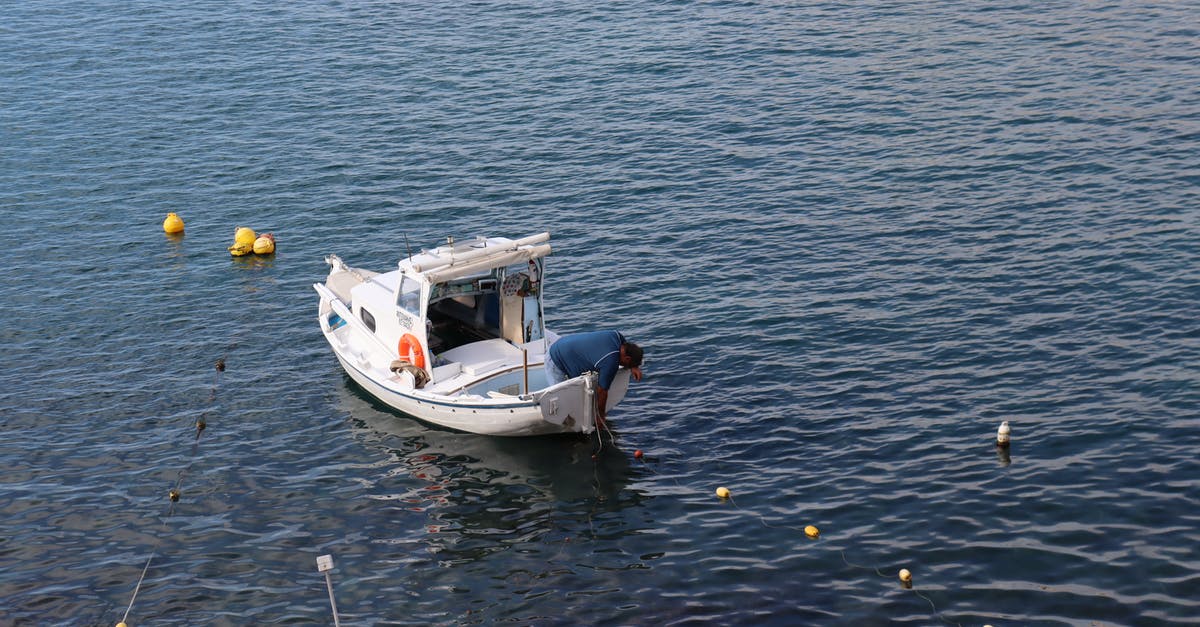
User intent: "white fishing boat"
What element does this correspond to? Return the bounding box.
[313,232,630,436]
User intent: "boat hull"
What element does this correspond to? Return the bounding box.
[330,350,587,437]
[323,322,628,437]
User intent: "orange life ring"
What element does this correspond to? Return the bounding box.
[398,333,426,369]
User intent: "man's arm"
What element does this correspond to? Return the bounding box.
[595,386,609,423]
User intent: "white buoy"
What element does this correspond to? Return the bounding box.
[997,421,1011,448]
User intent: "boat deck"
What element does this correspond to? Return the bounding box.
[425,338,542,395]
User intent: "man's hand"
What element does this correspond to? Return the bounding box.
[630,366,643,382]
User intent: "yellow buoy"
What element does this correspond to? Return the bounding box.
[253,233,275,255]
[162,212,184,234]
[715,486,731,499]
[229,242,253,256]
[234,226,256,246]
[804,525,819,539]
[899,568,913,588]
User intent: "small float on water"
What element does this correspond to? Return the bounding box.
[313,232,631,436]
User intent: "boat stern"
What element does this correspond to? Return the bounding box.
[534,373,596,433]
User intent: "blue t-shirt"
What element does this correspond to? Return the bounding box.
[549,330,625,390]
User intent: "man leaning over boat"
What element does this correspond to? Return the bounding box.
[545,331,644,427]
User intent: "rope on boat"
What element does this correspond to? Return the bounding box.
[590,418,617,460]
[623,439,962,627]
[117,358,223,627]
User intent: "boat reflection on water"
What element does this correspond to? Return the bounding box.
[333,382,646,567]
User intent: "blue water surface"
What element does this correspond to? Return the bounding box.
[1,1,1198,625]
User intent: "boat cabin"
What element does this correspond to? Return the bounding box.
[336,233,552,387]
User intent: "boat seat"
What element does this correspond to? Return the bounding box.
[440,337,523,362]
[431,361,461,381]
[463,359,506,376]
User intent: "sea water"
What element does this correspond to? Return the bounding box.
[1,1,1197,624]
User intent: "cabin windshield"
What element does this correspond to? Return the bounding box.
[426,269,502,353]
[397,275,421,317]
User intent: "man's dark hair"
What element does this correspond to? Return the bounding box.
[623,342,644,368]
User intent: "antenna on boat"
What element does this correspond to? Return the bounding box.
[404,233,413,262]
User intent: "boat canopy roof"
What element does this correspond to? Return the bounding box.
[399,232,552,284]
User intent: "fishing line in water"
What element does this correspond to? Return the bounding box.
[118,497,178,627]
[622,444,961,627]
[600,419,616,444]
[590,424,607,459]
[590,414,619,455]
[117,358,223,627]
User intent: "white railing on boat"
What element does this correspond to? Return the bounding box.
[408,232,550,273]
